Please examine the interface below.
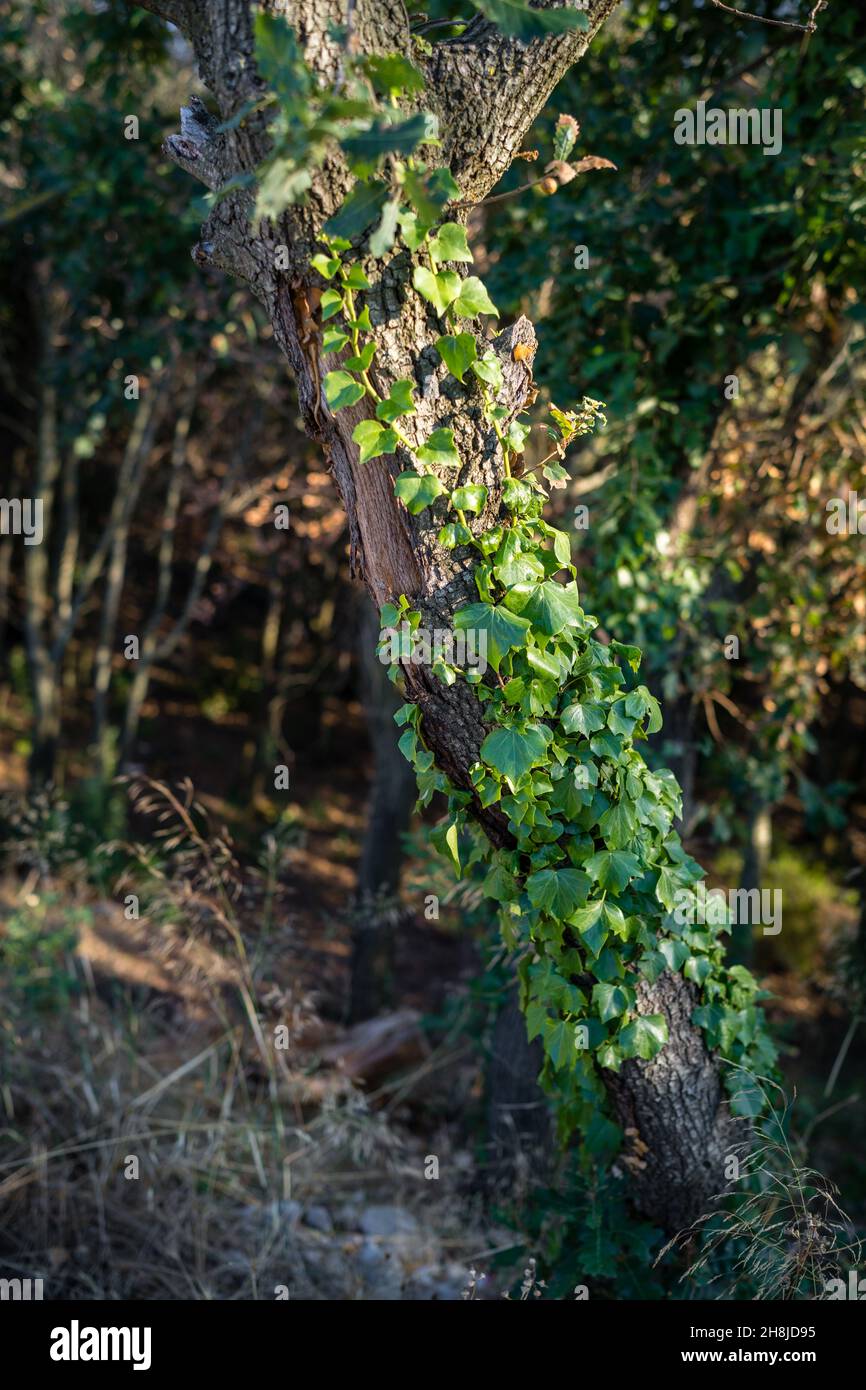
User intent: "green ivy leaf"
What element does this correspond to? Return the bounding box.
[561,701,606,738]
[320,288,344,321]
[255,158,312,219]
[403,164,460,226]
[451,484,487,513]
[254,13,311,106]
[470,0,589,41]
[593,981,634,1024]
[598,799,638,850]
[368,197,400,256]
[431,816,461,874]
[310,252,340,279]
[525,645,560,681]
[436,332,478,382]
[413,265,462,316]
[655,865,682,912]
[584,849,642,893]
[322,325,349,353]
[684,955,713,986]
[344,341,376,371]
[472,350,504,390]
[341,264,371,290]
[445,820,460,873]
[428,221,473,264]
[352,419,397,462]
[525,999,548,1042]
[659,937,689,973]
[597,1041,625,1072]
[520,580,583,637]
[454,601,531,673]
[324,180,390,238]
[602,900,630,939]
[540,522,573,568]
[416,427,461,468]
[610,638,642,673]
[526,866,591,918]
[480,722,550,785]
[570,900,607,955]
[625,684,663,734]
[450,275,500,318]
[343,112,436,168]
[375,379,416,422]
[619,1013,668,1061]
[543,1018,578,1071]
[438,521,472,549]
[482,862,519,903]
[323,369,365,411]
[501,477,533,513]
[394,470,446,514]
[542,459,570,487]
[361,54,426,98]
[639,950,667,985]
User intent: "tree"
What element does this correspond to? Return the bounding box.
[134,0,778,1233]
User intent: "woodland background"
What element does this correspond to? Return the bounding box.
[0,0,865,1299]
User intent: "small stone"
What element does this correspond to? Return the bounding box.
[277,1199,302,1227]
[333,1202,362,1232]
[355,1239,403,1300]
[303,1204,333,1233]
[358,1205,419,1238]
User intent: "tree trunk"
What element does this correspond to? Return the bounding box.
[356,595,417,900]
[727,802,772,969]
[348,595,417,1021]
[485,983,552,1194]
[136,0,740,1233]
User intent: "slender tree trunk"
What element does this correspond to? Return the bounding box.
[730,802,772,968]
[349,594,417,1021]
[485,983,552,1192]
[356,595,417,899]
[24,381,62,785]
[136,0,740,1232]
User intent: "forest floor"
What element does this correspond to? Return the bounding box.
[1,690,864,1299]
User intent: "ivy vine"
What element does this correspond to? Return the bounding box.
[253,12,779,1164]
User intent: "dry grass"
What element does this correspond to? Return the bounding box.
[656,1069,862,1300]
[0,780,486,1300]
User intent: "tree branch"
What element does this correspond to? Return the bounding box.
[421,0,623,202]
[710,0,827,34]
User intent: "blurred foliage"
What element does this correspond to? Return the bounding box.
[486,0,866,840]
[0,0,206,409]
[713,839,860,975]
[0,891,85,1010]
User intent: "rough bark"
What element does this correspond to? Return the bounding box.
[605,972,741,1232]
[137,0,737,1234]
